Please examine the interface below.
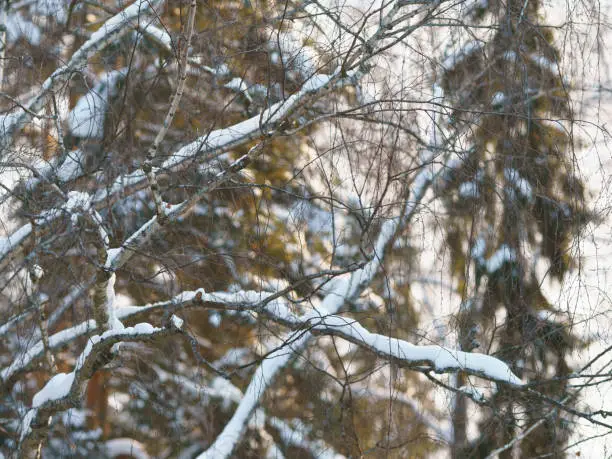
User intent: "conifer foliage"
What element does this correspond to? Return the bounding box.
[440,0,594,455]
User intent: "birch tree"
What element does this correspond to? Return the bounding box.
[0,0,609,458]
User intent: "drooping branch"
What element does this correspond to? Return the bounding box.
[137,290,522,386]
[306,315,523,385]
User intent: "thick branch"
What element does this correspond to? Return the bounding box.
[17,319,183,455]
[0,0,163,150]
[197,160,436,458]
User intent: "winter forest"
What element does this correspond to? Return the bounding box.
[0,0,611,457]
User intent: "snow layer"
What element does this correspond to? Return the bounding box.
[105,438,150,459]
[105,273,124,330]
[224,78,248,93]
[312,315,523,385]
[530,54,559,74]
[161,71,333,172]
[171,315,184,329]
[64,191,92,224]
[32,372,75,407]
[0,223,32,262]
[491,91,506,106]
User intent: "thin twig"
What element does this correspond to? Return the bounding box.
[143,0,197,224]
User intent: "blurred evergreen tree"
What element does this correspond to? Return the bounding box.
[440,0,592,456]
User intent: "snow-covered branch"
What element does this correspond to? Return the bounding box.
[0,0,163,149]
[154,364,345,458]
[17,318,183,455]
[306,315,522,385]
[2,273,523,397]
[0,290,279,383]
[197,160,437,458]
[0,68,337,271]
[0,0,443,274]
[195,5,448,450]
[0,0,602,456]
[151,290,523,388]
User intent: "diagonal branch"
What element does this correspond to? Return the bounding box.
[0,0,444,272]
[0,0,163,151]
[16,318,184,455]
[0,69,341,272]
[197,162,436,458]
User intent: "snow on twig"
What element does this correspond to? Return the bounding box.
[0,222,32,265]
[4,279,522,451]
[504,167,533,201]
[268,416,346,459]
[485,244,516,274]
